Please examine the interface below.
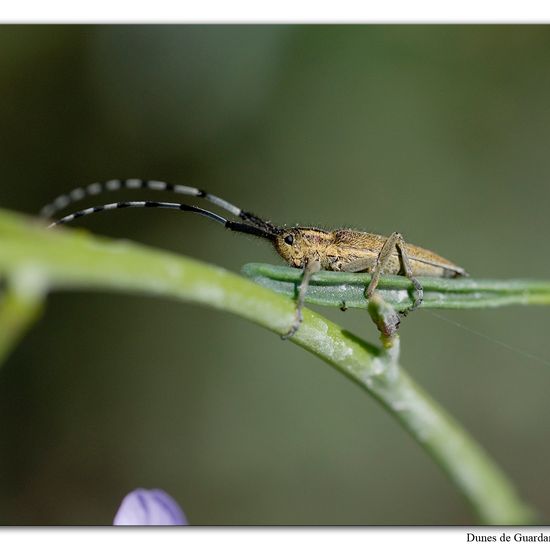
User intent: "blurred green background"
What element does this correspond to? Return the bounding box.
[0,25,549,525]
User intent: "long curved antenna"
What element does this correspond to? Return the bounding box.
[40,178,281,235]
[48,200,276,241]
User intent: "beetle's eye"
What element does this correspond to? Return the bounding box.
[284,234,294,246]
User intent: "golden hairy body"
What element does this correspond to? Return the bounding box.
[273,227,467,278]
[273,226,467,338]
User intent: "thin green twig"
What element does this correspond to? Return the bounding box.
[0,208,541,524]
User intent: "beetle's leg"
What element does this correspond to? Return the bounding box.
[366,232,423,312]
[282,257,321,340]
[367,293,401,363]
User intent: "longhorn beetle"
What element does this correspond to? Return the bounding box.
[41,179,468,338]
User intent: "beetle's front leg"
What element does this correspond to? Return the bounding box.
[282,257,321,339]
[366,232,423,313]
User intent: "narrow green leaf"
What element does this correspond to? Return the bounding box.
[242,262,550,310]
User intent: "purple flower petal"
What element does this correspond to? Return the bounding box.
[113,488,188,526]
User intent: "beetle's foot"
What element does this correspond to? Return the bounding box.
[368,293,401,352]
[281,310,302,340]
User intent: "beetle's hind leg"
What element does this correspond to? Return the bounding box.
[366,232,423,313]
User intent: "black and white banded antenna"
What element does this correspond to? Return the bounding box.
[47,200,276,241]
[40,178,280,236]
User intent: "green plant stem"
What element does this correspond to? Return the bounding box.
[0,275,44,364]
[0,208,539,524]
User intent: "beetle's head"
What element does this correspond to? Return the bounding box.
[273,228,332,268]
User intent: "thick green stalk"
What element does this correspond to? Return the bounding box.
[0,208,539,524]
